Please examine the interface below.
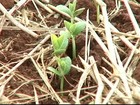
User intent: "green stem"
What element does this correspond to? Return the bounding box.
[71,15,74,24]
[96,4,100,24]
[60,76,64,96]
[72,36,76,59]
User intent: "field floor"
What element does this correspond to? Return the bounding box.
[0,0,140,104]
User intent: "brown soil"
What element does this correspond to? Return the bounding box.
[0,0,140,104]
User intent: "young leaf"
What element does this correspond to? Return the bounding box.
[74,8,85,17]
[57,34,68,51]
[47,67,61,76]
[60,30,71,39]
[57,57,72,76]
[51,34,60,50]
[56,5,71,16]
[64,20,73,32]
[69,0,77,13]
[48,57,71,77]
[53,49,66,56]
[69,23,76,35]
[71,21,86,37]
[69,3,75,14]
[51,34,68,55]
[69,0,77,15]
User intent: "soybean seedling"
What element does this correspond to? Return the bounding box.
[47,34,72,94]
[47,57,71,94]
[51,34,68,56]
[57,0,86,59]
[64,20,86,59]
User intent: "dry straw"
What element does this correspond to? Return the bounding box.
[0,0,140,104]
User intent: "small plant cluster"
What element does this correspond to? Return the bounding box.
[57,0,86,59]
[47,0,85,93]
[47,34,71,93]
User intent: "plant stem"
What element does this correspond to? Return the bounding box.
[96,4,100,24]
[60,76,64,96]
[71,17,74,24]
[72,36,76,59]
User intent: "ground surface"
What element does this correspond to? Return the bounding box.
[0,0,140,104]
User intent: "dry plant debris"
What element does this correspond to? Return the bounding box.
[0,0,140,104]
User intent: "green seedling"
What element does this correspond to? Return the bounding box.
[64,20,86,58]
[64,21,86,37]
[47,57,71,94]
[51,34,68,56]
[56,0,85,23]
[48,34,71,95]
[48,0,85,94]
[56,0,86,59]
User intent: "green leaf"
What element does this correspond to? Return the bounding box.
[51,34,59,50]
[64,20,73,32]
[51,34,68,55]
[69,0,77,12]
[47,67,61,76]
[53,49,66,56]
[48,57,71,77]
[74,8,85,17]
[69,3,75,14]
[69,0,78,17]
[64,21,86,37]
[58,34,68,50]
[71,21,86,37]
[69,23,76,34]
[57,57,72,76]
[60,30,71,39]
[56,5,71,16]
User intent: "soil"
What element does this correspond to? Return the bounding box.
[0,0,140,104]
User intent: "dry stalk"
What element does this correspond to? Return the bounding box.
[103,79,119,104]
[85,9,89,62]
[7,77,40,98]
[1,26,65,32]
[31,0,48,27]
[100,15,137,51]
[46,1,140,103]
[100,74,128,103]
[89,20,134,103]
[95,0,117,63]
[33,86,39,104]
[90,56,104,104]
[30,56,63,103]
[0,0,138,104]
[10,0,28,14]
[71,65,84,72]
[0,75,13,96]
[75,56,94,104]
[97,1,139,101]
[0,75,13,104]
[93,2,132,98]
[122,0,140,36]
[34,0,54,14]
[84,10,99,90]
[128,0,140,8]
[0,4,39,38]
[112,31,140,38]
[0,0,27,32]
[0,35,50,81]
[128,78,140,103]
[124,40,139,72]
